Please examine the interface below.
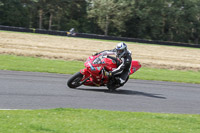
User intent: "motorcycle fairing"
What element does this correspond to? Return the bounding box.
[80,54,141,87]
[129,61,141,75]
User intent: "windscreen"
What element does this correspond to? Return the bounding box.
[92,57,102,64]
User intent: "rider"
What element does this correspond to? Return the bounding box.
[94,42,132,86]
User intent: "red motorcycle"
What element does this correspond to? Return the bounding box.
[67,54,141,91]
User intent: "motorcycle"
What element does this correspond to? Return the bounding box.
[67,54,141,91]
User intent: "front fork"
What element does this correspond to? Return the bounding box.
[80,68,91,84]
[80,68,110,86]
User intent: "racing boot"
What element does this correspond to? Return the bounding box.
[115,77,125,87]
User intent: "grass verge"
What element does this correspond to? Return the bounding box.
[1,54,200,84]
[0,108,200,133]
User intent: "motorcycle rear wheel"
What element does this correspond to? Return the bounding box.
[107,76,129,91]
[67,72,83,88]
[107,82,118,91]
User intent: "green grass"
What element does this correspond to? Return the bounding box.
[131,67,200,84]
[0,108,200,133]
[0,54,200,84]
[0,54,84,74]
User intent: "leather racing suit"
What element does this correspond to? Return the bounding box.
[98,49,132,85]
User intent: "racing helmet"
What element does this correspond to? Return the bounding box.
[116,42,127,58]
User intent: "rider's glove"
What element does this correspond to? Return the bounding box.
[92,52,99,56]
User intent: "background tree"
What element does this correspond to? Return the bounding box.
[1,0,200,45]
[0,0,29,27]
[87,0,133,36]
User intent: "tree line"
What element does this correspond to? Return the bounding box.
[1,0,200,45]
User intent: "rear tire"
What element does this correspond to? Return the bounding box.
[67,72,83,88]
[107,76,129,91]
[107,80,119,91]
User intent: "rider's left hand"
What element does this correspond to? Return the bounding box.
[92,52,99,56]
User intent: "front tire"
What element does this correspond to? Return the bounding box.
[67,72,83,88]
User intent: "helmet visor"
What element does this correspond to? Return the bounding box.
[117,49,124,55]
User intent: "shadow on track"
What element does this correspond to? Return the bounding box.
[76,88,166,99]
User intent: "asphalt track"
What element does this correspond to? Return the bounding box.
[0,70,200,114]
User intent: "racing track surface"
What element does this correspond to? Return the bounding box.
[0,70,200,114]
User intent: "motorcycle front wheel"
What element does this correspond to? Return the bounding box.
[67,72,83,88]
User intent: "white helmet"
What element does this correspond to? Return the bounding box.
[116,42,127,58]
